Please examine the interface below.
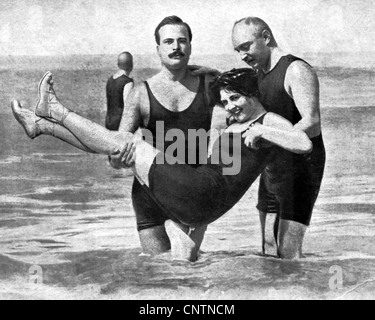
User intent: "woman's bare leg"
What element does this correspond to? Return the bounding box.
[15,72,209,262]
[62,113,128,155]
[33,71,133,156]
[12,100,95,153]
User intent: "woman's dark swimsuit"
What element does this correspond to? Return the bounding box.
[142,117,275,227]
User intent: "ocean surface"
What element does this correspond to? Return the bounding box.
[0,55,374,300]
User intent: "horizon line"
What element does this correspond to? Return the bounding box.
[1,51,373,58]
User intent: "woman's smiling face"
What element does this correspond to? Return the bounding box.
[220,88,255,123]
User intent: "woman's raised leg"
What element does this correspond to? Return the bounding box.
[34,71,132,155]
[12,100,95,153]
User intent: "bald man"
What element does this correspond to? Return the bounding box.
[193,17,326,259]
[105,52,134,130]
[231,17,326,259]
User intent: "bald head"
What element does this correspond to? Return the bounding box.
[118,52,133,72]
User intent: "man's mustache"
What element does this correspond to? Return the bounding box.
[168,51,185,58]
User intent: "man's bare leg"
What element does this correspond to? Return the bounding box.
[259,210,278,256]
[130,143,207,262]
[189,224,207,257]
[138,226,171,255]
[164,220,207,262]
[122,136,208,261]
[277,219,307,259]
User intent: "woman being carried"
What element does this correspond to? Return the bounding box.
[12,69,312,254]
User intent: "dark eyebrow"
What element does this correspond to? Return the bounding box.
[229,93,240,100]
[162,37,188,43]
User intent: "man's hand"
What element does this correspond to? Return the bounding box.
[189,65,221,77]
[242,123,263,149]
[109,135,136,169]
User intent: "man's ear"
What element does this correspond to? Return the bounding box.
[156,45,162,58]
[262,30,272,45]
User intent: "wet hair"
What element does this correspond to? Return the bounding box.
[154,16,193,45]
[209,68,260,106]
[233,17,278,47]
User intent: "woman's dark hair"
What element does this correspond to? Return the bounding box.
[209,68,260,105]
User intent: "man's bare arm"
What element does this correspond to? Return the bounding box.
[118,84,143,133]
[243,112,312,154]
[189,65,221,77]
[110,85,144,169]
[122,81,134,110]
[285,61,321,138]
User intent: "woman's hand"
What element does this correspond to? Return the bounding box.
[226,112,236,126]
[242,123,264,149]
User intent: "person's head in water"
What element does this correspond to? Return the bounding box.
[154,16,192,70]
[118,52,133,74]
[210,68,261,123]
[232,17,277,70]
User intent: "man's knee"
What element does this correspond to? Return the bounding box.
[138,225,171,254]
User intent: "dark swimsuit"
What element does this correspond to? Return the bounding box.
[105,74,133,130]
[145,116,275,227]
[256,54,326,226]
[132,76,212,231]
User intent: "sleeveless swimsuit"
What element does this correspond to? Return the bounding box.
[256,54,326,226]
[105,74,133,130]
[132,76,212,230]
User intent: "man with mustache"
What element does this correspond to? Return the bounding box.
[110,16,215,261]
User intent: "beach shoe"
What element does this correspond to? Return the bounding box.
[35,71,70,124]
[11,100,42,139]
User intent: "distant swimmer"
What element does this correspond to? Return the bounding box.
[12,69,312,261]
[105,51,134,131]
